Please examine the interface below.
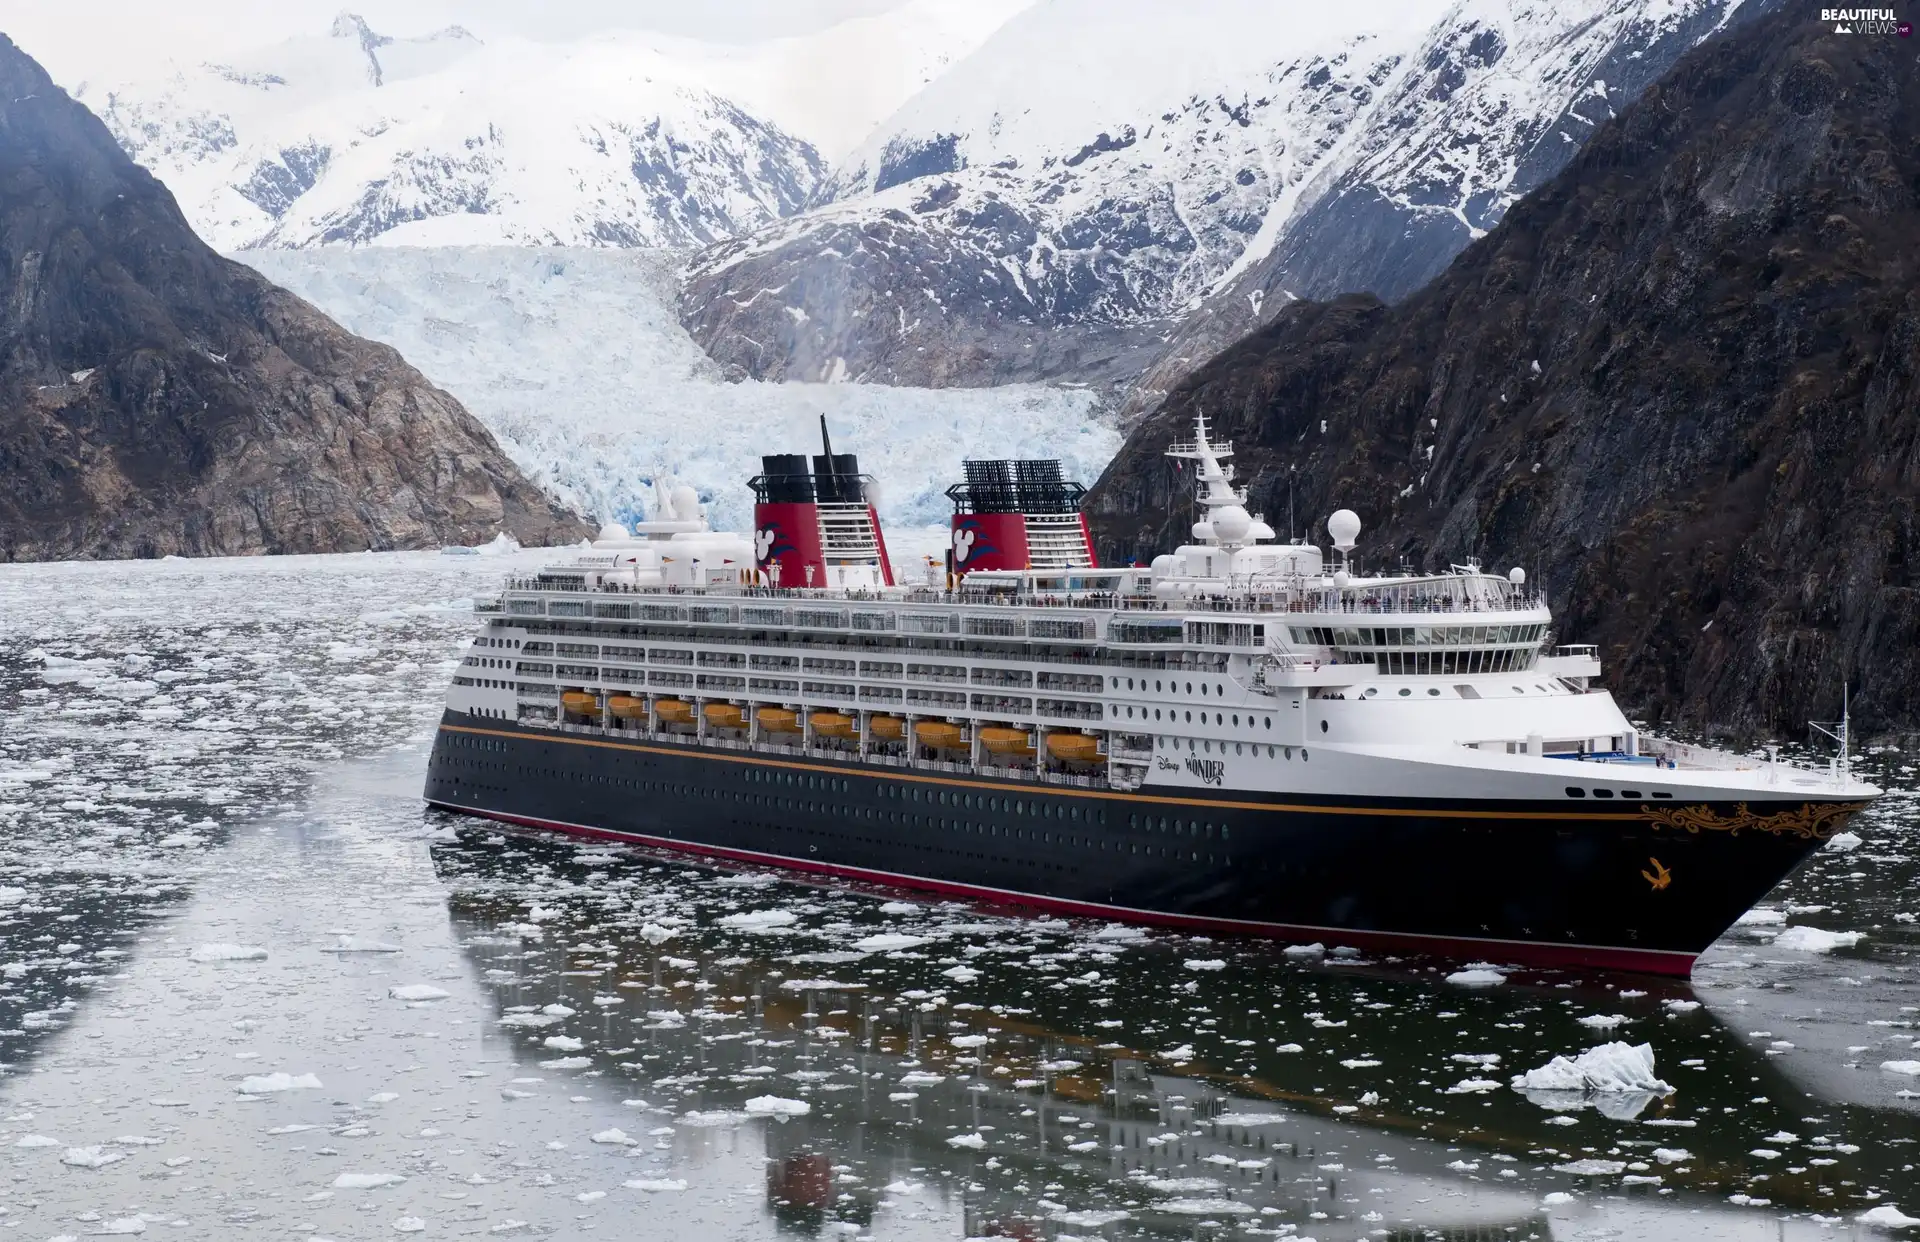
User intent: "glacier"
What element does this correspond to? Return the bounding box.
[242,246,1116,546]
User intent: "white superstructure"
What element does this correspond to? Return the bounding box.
[446,419,1872,806]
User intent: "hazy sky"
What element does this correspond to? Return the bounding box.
[9,0,909,85]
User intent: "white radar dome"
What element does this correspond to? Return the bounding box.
[669,485,701,521]
[1508,567,1527,585]
[1211,504,1252,543]
[597,521,629,542]
[1327,508,1362,552]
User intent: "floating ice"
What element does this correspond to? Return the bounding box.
[1880,1061,1920,1076]
[1445,1079,1503,1094]
[1158,1044,1195,1062]
[394,1218,426,1233]
[900,1072,945,1087]
[1514,1042,1672,1094]
[718,909,798,931]
[237,1072,322,1094]
[1161,1199,1255,1216]
[878,901,920,915]
[189,943,267,962]
[1183,958,1227,971]
[780,978,865,991]
[1858,1205,1920,1227]
[541,1057,592,1069]
[1653,1148,1691,1163]
[1554,1159,1626,1175]
[497,1013,561,1028]
[388,984,451,1001]
[543,1036,585,1052]
[941,965,982,983]
[1827,831,1864,852]
[13,1134,60,1147]
[1282,942,1325,957]
[1090,924,1146,942]
[639,923,676,944]
[591,1128,637,1145]
[1736,908,1786,926]
[1211,1113,1288,1126]
[1769,926,1863,953]
[334,1173,407,1188]
[624,1178,689,1192]
[62,1146,127,1167]
[744,1096,810,1117]
[1446,969,1506,987]
[1576,1014,1628,1029]
[1146,1177,1224,1192]
[946,1132,987,1149]
[675,1111,748,1127]
[853,933,929,952]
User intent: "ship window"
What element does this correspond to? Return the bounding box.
[1185,683,1193,694]
[1565,787,1586,797]
[1398,688,1411,697]
[1184,711,1191,722]
[1428,688,1441,696]
[1621,790,1642,798]
[1592,789,1614,798]
[1156,681,1163,692]
[1652,791,1673,799]
[1265,717,1272,728]
[1232,715,1239,726]
[1319,720,1328,733]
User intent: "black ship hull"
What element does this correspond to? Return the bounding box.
[424,712,1863,976]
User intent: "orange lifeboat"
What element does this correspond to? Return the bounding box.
[868,715,906,742]
[757,707,802,734]
[979,726,1036,756]
[608,695,648,719]
[560,691,599,717]
[914,720,964,749]
[654,698,694,725]
[703,702,747,730]
[809,711,856,739]
[1046,732,1103,762]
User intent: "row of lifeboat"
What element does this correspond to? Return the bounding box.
[557,693,1101,762]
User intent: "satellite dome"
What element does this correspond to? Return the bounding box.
[597,521,629,542]
[669,485,701,521]
[1212,504,1252,543]
[1327,509,1362,552]
[1509,567,1527,585]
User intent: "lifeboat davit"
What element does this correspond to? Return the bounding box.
[654,699,694,725]
[914,721,964,749]
[1046,732,1102,762]
[979,726,1035,756]
[757,707,802,734]
[868,715,906,741]
[810,711,856,739]
[703,702,747,730]
[608,695,648,719]
[560,691,599,717]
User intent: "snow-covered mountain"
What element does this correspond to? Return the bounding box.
[69,3,1030,252]
[76,14,820,251]
[680,0,1749,393]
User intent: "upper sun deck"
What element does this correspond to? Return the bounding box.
[483,565,1548,623]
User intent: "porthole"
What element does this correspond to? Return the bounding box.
[1363,688,1378,698]
[1264,717,1272,728]
[1398,688,1411,697]
[1319,720,1328,733]
[1428,688,1441,697]
[1185,711,1192,722]
[1593,789,1615,799]
[1232,715,1239,726]
[1186,682,1193,694]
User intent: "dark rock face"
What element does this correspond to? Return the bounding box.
[1086,8,1920,736]
[0,35,590,560]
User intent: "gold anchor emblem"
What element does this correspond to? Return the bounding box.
[1642,857,1672,891]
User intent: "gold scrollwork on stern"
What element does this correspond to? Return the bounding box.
[1639,801,1857,841]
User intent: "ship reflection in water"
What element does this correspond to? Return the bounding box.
[432,825,1920,1242]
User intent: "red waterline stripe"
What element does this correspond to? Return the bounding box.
[426,799,1700,978]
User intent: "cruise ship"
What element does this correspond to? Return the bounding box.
[424,418,1878,976]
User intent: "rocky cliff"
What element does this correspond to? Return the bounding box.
[0,35,590,560]
[1086,7,1920,737]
